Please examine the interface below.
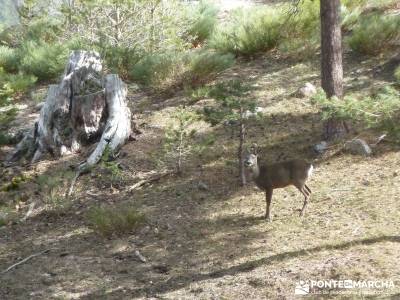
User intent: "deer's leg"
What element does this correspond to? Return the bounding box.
[304,184,312,195]
[295,184,309,217]
[265,189,273,222]
[300,187,310,217]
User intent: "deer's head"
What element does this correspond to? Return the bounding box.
[244,144,259,168]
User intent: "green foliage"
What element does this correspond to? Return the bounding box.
[210,7,284,56]
[24,18,62,43]
[347,14,400,55]
[279,0,320,59]
[312,87,400,140]
[19,41,69,81]
[88,205,144,237]
[0,69,37,105]
[102,46,142,79]
[2,175,26,192]
[0,46,20,73]
[131,50,234,91]
[185,50,235,87]
[203,80,257,126]
[0,132,13,145]
[131,51,184,89]
[0,107,17,128]
[187,1,218,45]
[100,146,124,184]
[163,106,199,174]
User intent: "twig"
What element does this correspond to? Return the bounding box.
[127,171,173,192]
[66,170,82,198]
[1,249,51,275]
[21,202,35,222]
[134,250,147,263]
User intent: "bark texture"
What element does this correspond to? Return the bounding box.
[7,50,131,167]
[320,0,349,140]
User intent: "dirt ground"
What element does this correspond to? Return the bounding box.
[1,49,400,299]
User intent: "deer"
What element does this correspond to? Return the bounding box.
[244,145,313,222]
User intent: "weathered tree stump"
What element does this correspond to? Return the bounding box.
[7,50,132,171]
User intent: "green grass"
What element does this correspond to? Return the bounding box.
[188,0,218,46]
[19,41,69,81]
[347,13,400,55]
[0,107,17,128]
[0,45,20,73]
[131,49,234,92]
[210,7,285,56]
[312,86,400,141]
[88,205,145,237]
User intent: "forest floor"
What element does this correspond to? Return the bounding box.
[1,2,400,300]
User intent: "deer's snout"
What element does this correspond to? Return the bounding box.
[244,160,253,167]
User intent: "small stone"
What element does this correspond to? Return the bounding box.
[296,82,317,98]
[313,141,328,154]
[198,181,209,191]
[344,139,372,156]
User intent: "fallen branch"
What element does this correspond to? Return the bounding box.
[21,202,35,222]
[127,171,174,192]
[1,249,51,275]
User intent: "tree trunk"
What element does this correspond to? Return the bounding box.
[7,50,132,168]
[320,0,349,140]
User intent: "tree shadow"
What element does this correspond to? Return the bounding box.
[80,235,400,299]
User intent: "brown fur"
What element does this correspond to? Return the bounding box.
[245,153,313,221]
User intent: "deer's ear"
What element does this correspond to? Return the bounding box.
[250,143,258,155]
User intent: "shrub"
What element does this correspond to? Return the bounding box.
[187,1,218,46]
[0,71,37,99]
[163,106,198,174]
[210,7,284,56]
[312,86,400,141]
[0,107,17,128]
[279,0,320,59]
[0,46,20,73]
[130,52,185,90]
[131,50,234,91]
[347,14,400,55]
[88,205,144,237]
[102,46,142,79]
[184,50,235,86]
[19,41,69,81]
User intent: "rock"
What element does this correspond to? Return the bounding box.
[313,141,328,154]
[198,181,209,191]
[344,139,372,156]
[296,82,317,98]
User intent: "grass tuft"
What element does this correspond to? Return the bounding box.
[347,13,400,55]
[88,205,145,237]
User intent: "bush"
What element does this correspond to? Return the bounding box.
[88,205,144,237]
[131,52,185,90]
[347,14,400,55]
[210,7,284,56]
[312,86,400,140]
[131,50,234,91]
[184,50,235,86]
[19,41,69,81]
[279,0,320,59]
[0,71,37,96]
[0,46,20,73]
[102,46,142,79]
[188,1,218,46]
